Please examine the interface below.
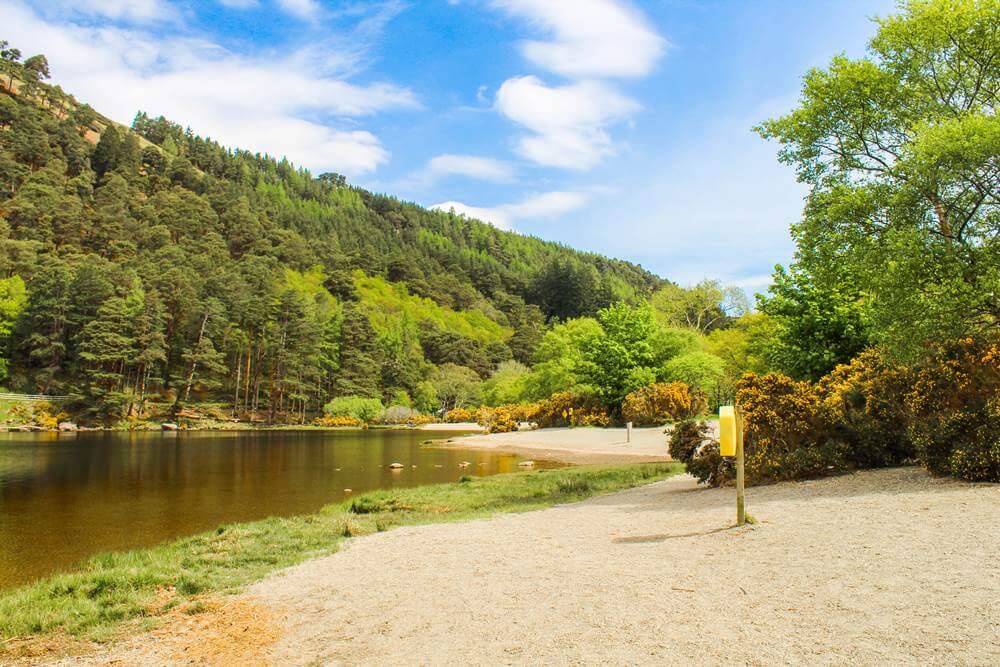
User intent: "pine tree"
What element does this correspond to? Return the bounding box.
[333,304,382,398]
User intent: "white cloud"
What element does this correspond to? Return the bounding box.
[48,0,178,23]
[425,154,515,183]
[495,75,638,169]
[431,190,590,230]
[219,0,258,8]
[3,1,418,176]
[276,0,321,20]
[490,0,665,79]
[431,201,512,229]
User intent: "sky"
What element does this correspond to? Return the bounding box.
[2,0,896,293]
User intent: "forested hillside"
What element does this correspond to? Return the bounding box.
[0,41,665,424]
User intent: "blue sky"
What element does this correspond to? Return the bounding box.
[3,0,895,292]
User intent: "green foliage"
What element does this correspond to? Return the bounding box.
[481,360,529,406]
[0,274,26,380]
[580,303,658,410]
[659,352,725,396]
[650,280,749,332]
[323,395,384,423]
[0,52,663,422]
[430,363,482,411]
[756,0,1000,360]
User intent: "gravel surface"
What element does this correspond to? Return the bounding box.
[34,467,999,665]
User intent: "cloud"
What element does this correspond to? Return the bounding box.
[424,154,516,183]
[490,0,665,79]
[218,0,258,8]
[3,1,418,176]
[46,0,178,24]
[431,190,590,230]
[495,75,638,169]
[276,0,321,20]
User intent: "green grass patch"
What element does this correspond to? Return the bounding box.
[0,463,682,643]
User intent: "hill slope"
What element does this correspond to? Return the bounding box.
[0,45,664,423]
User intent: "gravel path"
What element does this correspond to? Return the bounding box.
[39,467,999,665]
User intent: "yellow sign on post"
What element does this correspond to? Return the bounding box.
[718,404,747,526]
[719,405,736,457]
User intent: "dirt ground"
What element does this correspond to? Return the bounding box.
[39,466,999,666]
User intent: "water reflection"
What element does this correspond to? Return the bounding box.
[0,430,552,588]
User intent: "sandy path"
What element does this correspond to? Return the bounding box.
[434,426,683,464]
[36,467,999,665]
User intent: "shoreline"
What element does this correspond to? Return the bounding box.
[0,422,486,434]
[429,426,674,465]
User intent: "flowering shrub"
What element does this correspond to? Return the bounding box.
[817,349,914,468]
[621,382,707,425]
[906,337,1000,482]
[531,391,609,428]
[8,401,67,430]
[312,415,365,428]
[474,404,524,433]
[443,407,474,423]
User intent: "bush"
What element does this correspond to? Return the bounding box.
[312,415,364,428]
[736,372,846,484]
[475,404,529,433]
[443,407,473,423]
[622,382,707,425]
[531,391,609,428]
[817,349,914,468]
[323,396,384,423]
[668,419,731,485]
[906,337,1000,482]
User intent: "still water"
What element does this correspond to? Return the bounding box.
[0,429,551,589]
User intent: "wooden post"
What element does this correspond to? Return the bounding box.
[735,404,746,526]
[626,421,632,443]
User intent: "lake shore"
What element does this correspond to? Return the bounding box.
[432,425,678,464]
[19,466,998,665]
[0,463,682,660]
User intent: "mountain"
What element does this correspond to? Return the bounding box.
[0,44,664,423]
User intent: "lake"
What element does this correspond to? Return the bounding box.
[0,429,552,589]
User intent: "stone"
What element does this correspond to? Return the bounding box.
[161,422,180,431]
[518,460,535,467]
[389,462,404,469]
[58,421,79,432]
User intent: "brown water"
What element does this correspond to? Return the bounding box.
[0,429,551,589]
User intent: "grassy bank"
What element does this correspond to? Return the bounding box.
[0,463,682,644]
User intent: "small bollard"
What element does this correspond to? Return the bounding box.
[626,421,632,443]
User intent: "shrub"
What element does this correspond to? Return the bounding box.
[736,372,846,484]
[816,349,914,468]
[531,391,609,428]
[443,407,473,423]
[668,419,731,485]
[312,415,364,428]
[323,396,384,423]
[380,405,418,424]
[906,337,1000,482]
[622,382,707,425]
[474,404,527,433]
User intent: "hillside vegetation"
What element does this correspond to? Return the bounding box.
[0,44,667,424]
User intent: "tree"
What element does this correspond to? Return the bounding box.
[756,0,1000,358]
[333,304,382,398]
[0,275,26,382]
[580,303,659,410]
[431,363,482,410]
[650,280,749,333]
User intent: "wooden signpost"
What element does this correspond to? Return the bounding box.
[718,405,746,526]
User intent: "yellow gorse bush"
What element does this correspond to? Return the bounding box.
[621,381,707,425]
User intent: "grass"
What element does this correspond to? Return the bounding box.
[0,462,682,644]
